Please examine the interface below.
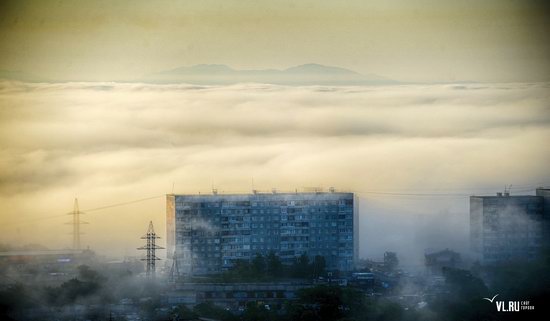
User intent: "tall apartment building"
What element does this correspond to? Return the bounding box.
[470,188,550,264]
[166,191,358,275]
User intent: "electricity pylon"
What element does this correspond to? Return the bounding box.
[138,221,164,277]
[66,198,87,250]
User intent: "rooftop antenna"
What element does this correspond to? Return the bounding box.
[171,181,175,194]
[66,198,88,250]
[138,221,164,277]
[212,180,218,195]
[504,184,512,196]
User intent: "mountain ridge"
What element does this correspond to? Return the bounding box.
[144,63,396,85]
[0,64,399,85]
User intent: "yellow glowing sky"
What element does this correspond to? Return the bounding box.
[0,0,549,82]
[0,1,549,260]
[0,82,548,259]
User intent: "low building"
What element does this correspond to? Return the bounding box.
[165,282,312,310]
[424,248,461,274]
[0,249,96,284]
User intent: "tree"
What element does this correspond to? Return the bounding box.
[312,255,326,278]
[266,251,283,278]
[193,302,238,321]
[292,253,311,278]
[295,285,363,321]
[44,266,106,306]
[172,304,197,321]
[232,259,251,276]
[252,253,266,277]
[429,267,494,321]
[0,283,33,320]
[54,278,101,304]
[442,267,488,300]
[78,265,105,283]
[242,302,276,321]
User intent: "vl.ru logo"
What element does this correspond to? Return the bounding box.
[483,294,535,312]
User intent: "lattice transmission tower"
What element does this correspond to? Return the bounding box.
[67,198,87,250]
[138,221,164,277]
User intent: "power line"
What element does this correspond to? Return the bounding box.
[6,194,165,227]
[358,182,548,193]
[83,195,165,212]
[5,183,549,226]
[353,183,548,198]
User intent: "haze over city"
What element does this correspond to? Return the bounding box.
[0,80,548,260]
[1,1,550,321]
[1,0,549,261]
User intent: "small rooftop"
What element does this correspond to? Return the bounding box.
[471,187,549,199]
[471,194,540,199]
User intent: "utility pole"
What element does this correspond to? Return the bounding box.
[138,221,164,277]
[67,198,87,250]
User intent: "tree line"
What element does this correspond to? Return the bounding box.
[217,251,327,282]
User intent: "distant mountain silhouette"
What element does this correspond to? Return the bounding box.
[284,63,359,75]
[0,64,398,85]
[143,64,397,85]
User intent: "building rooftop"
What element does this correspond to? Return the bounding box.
[470,194,541,199]
[168,191,354,201]
[168,188,352,197]
[471,187,549,199]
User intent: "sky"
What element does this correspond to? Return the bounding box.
[0,1,549,262]
[0,0,549,83]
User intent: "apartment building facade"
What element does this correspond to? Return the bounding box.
[166,191,358,275]
[470,188,550,264]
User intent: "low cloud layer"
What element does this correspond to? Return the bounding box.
[0,81,548,261]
